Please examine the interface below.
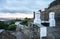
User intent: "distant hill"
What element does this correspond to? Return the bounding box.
[48,0,60,9]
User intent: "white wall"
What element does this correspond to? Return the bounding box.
[49,12,55,27]
[34,12,41,24]
[40,27,47,37]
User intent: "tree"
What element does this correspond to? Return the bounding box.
[0,21,16,31]
[7,20,16,31]
[8,24,16,31]
[8,20,15,25]
[20,20,28,26]
[0,21,8,29]
[20,18,31,26]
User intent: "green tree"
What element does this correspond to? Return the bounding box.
[20,18,31,26]
[8,24,16,31]
[7,20,16,31]
[8,20,15,25]
[0,21,16,31]
[0,21,8,29]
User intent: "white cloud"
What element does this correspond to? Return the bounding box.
[0,13,33,18]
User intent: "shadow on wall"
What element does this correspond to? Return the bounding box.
[41,23,49,27]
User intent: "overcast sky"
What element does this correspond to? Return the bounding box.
[0,0,54,13]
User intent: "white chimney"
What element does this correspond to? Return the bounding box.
[49,12,55,27]
[34,11,41,25]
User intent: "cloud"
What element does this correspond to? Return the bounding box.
[0,0,53,13]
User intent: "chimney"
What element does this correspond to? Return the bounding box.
[33,12,35,19]
[39,10,43,13]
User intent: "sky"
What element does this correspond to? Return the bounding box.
[0,13,33,18]
[0,0,54,13]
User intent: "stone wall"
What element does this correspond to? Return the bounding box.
[44,5,60,27]
[0,31,16,39]
[47,27,60,39]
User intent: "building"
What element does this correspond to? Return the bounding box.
[43,0,60,39]
[43,0,60,27]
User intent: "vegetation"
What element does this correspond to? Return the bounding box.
[8,24,16,31]
[0,21,16,31]
[0,21,9,29]
[20,18,31,26]
[0,18,31,30]
[15,19,22,21]
[8,20,15,25]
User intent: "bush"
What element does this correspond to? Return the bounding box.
[0,21,9,29]
[20,18,31,26]
[20,20,28,26]
[8,20,15,25]
[8,24,16,31]
[0,21,16,31]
